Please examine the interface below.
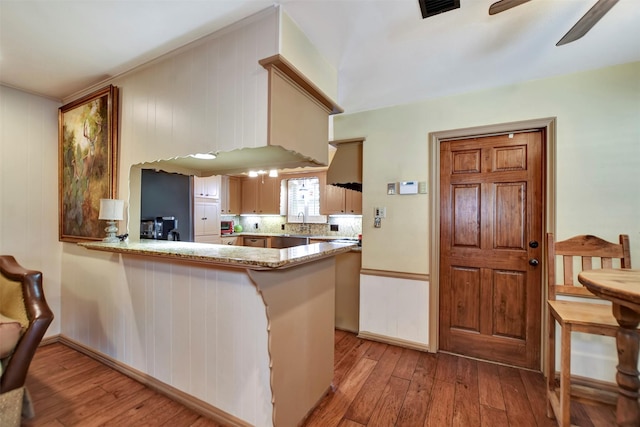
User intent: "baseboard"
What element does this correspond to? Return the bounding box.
[357,331,430,352]
[56,335,252,427]
[39,335,60,347]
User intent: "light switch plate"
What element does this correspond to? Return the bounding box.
[374,207,386,218]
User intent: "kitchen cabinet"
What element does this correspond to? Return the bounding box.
[220,236,239,246]
[220,176,241,215]
[242,237,268,247]
[322,185,362,215]
[194,175,221,199]
[241,176,281,214]
[194,201,220,243]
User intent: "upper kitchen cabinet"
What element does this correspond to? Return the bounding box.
[259,55,342,167]
[220,176,241,215]
[241,176,281,215]
[194,175,221,199]
[322,185,362,215]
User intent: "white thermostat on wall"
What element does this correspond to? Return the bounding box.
[399,181,418,194]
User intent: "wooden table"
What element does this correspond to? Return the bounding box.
[578,268,640,427]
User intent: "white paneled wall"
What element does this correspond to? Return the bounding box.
[113,9,277,169]
[62,245,272,425]
[0,85,62,336]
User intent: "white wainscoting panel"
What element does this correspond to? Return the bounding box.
[359,273,429,348]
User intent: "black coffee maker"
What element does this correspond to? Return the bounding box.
[153,217,178,240]
[140,216,179,240]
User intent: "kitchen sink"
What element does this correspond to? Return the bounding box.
[271,235,310,249]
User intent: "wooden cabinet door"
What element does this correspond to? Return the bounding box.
[220,176,230,214]
[345,189,362,214]
[241,179,259,214]
[220,176,240,214]
[227,177,241,214]
[323,185,345,214]
[439,131,543,370]
[258,176,280,214]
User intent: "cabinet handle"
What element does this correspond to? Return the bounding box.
[202,217,207,220]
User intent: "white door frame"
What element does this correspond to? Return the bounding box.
[428,117,557,372]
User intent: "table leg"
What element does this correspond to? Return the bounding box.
[613,303,640,427]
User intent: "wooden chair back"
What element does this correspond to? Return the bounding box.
[0,255,54,393]
[547,233,631,300]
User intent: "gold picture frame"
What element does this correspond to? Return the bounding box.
[58,85,119,243]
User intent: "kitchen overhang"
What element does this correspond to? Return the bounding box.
[139,145,328,177]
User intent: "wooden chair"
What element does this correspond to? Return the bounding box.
[546,233,631,427]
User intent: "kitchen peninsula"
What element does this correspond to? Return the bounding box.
[80,240,354,426]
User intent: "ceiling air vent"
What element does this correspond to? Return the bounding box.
[418,0,460,19]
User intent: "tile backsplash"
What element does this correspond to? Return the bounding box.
[222,215,362,238]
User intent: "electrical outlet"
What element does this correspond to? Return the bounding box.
[330,224,339,232]
[281,224,285,230]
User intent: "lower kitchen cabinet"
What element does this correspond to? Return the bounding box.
[194,202,220,243]
[242,236,268,247]
[220,236,239,245]
[335,251,361,332]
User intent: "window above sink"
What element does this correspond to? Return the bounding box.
[286,176,326,224]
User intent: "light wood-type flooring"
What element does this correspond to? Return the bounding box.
[22,330,615,426]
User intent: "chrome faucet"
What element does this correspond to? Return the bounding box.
[298,212,309,233]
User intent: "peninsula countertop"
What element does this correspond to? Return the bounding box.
[79,239,356,270]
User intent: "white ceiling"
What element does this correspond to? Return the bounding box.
[1,0,639,113]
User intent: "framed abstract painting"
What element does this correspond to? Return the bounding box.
[58,85,119,242]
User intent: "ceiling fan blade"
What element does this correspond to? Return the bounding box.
[488,0,531,16]
[556,0,619,46]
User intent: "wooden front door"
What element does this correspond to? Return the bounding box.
[439,131,543,370]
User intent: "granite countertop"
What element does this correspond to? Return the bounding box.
[79,239,356,270]
[230,232,359,240]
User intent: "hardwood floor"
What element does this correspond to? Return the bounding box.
[23,331,615,426]
[23,343,221,427]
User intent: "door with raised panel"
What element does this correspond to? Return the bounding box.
[439,131,543,369]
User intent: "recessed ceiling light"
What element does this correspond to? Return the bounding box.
[190,153,216,160]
